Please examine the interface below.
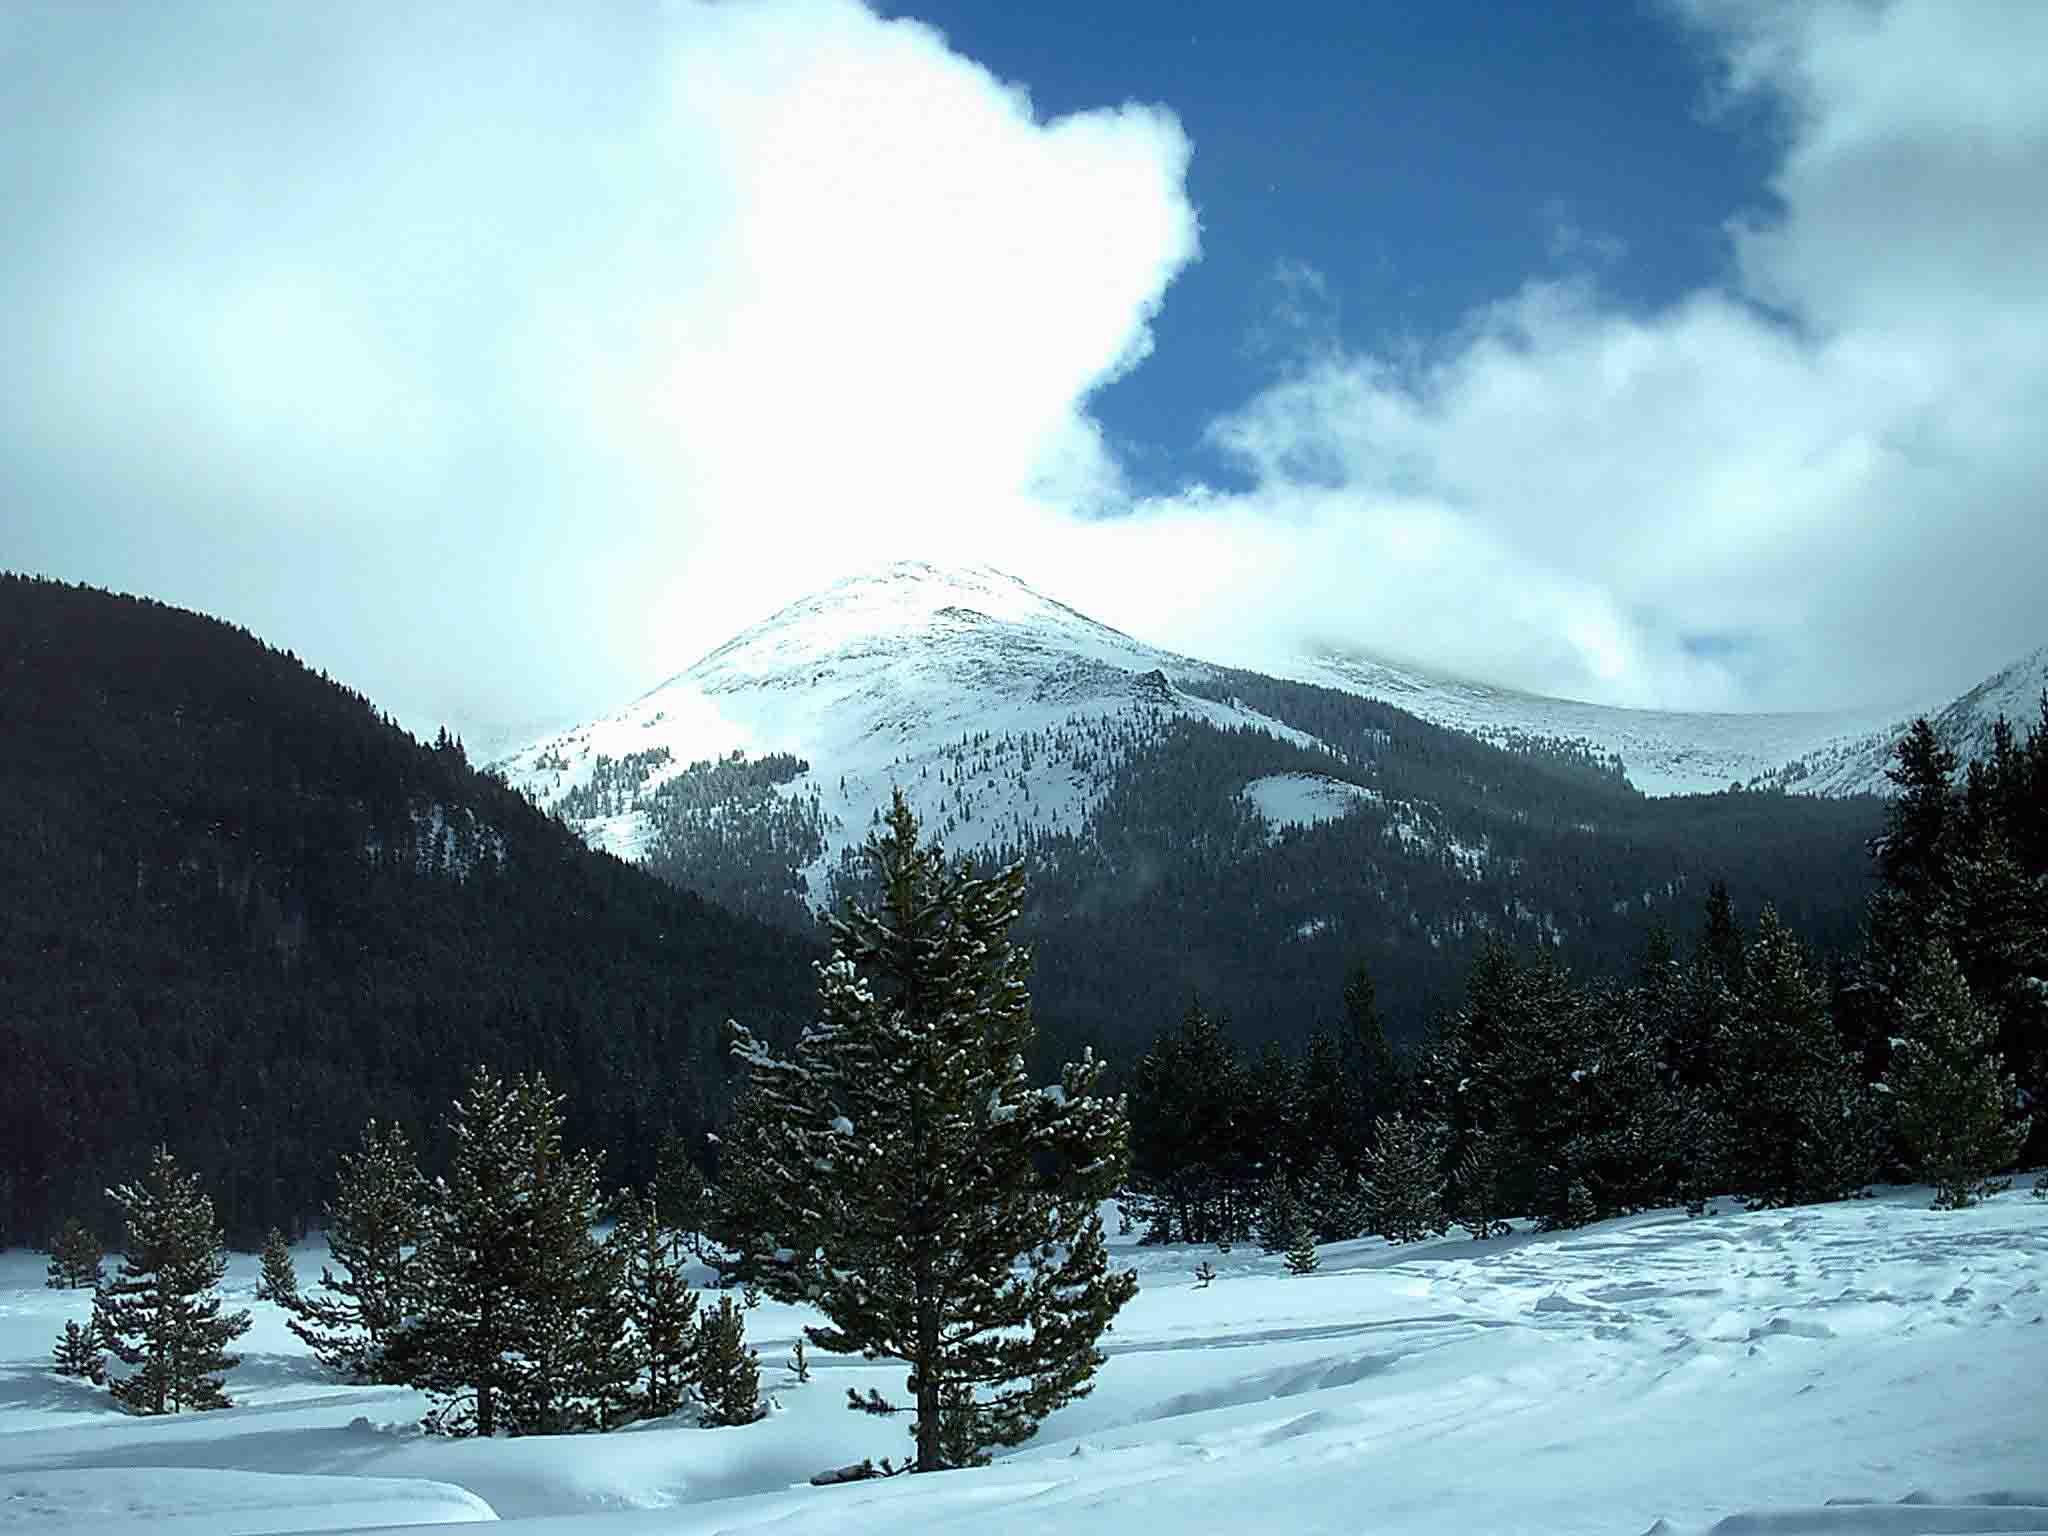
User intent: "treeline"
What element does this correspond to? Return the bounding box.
[48,1077,766,1435]
[1122,703,2048,1241]
[0,575,816,1247]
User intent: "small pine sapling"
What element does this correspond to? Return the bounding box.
[788,1335,811,1384]
[52,1319,106,1383]
[256,1228,300,1304]
[1284,1218,1320,1276]
[1193,1260,1217,1289]
[46,1218,105,1290]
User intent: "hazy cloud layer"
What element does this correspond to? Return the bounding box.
[5,0,2043,743]
[2,0,1195,743]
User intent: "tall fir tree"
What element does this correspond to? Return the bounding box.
[1887,942,2031,1208]
[1340,962,1398,1155]
[1721,907,1876,1207]
[93,1147,251,1414]
[608,1187,700,1420]
[728,791,1137,1471]
[405,1070,620,1436]
[286,1119,425,1382]
[45,1217,103,1289]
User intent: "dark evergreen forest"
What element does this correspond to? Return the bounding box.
[0,576,816,1248]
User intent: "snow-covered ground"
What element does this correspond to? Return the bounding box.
[5,1186,2044,1535]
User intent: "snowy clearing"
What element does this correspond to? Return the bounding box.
[3,1186,2043,1535]
[1242,772,1376,832]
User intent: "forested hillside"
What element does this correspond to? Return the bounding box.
[825,669,1889,1057]
[0,576,815,1247]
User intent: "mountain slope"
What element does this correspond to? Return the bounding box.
[1294,651,1910,797]
[492,563,1314,918]
[498,564,1885,1049]
[0,575,815,1247]
[1750,643,2048,796]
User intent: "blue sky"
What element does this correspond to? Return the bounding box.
[4,1,2044,741]
[883,1,1782,493]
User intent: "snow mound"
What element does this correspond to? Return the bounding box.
[0,1467,494,1532]
[1641,1490,2048,1534]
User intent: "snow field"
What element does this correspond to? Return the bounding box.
[2,1186,2044,1535]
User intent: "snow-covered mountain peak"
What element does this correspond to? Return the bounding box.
[490,562,1300,897]
[678,561,1167,695]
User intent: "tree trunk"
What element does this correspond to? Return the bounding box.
[914,1293,942,1470]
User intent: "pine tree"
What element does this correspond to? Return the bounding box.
[694,1294,764,1428]
[287,1120,424,1382]
[1284,1217,1319,1275]
[51,1319,105,1382]
[1721,906,1876,1207]
[256,1228,299,1304]
[93,1146,251,1414]
[1303,1146,1366,1242]
[1341,962,1398,1151]
[728,791,1137,1471]
[1255,1166,1300,1254]
[406,1069,618,1437]
[610,1187,700,1420]
[45,1218,103,1289]
[1887,942,2031,1208]
[1366,1115,1449,1243]
[652,1135,715,1263]
[1449,1131,1510,1240]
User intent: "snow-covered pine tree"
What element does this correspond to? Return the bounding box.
[1284,1217,1319,1275]
[256,1228,299,1304]
[1366,1115,1449,1243]
[1887,941,2031,1208]
[406,1069,618,1436]
[51,1319,105,1382]
[694,1294,764,1428]
[93,1146,250,1413]
[609,1187,700,1419]
[287,1119,424,1381]
[728,791,1137,1472]
[45,1217,103,1289]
